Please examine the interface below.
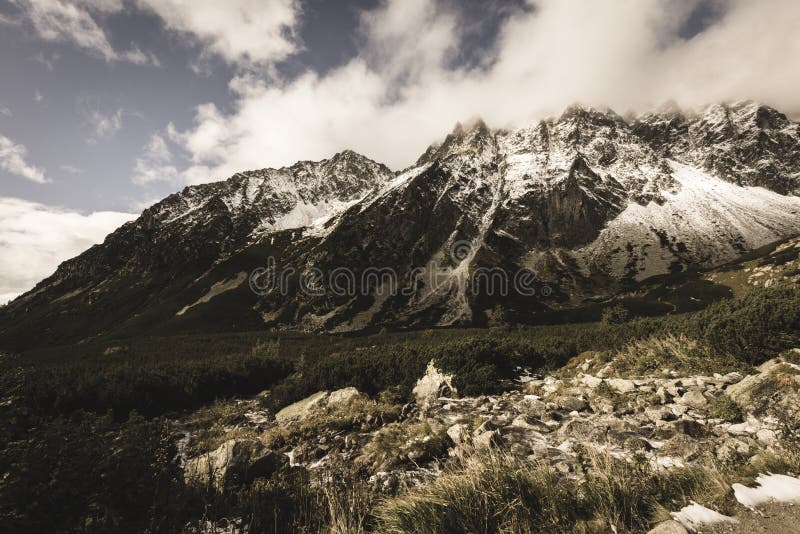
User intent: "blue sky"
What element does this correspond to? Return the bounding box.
[0,0,798,302]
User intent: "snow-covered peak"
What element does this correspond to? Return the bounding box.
[142,150,394,234]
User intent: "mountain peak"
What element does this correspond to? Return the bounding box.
[415,118,494,166]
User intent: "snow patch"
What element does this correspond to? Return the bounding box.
[733,474,800,509]
[671,502,737,530]
[176,272,248,316]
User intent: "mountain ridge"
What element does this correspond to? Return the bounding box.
[2,101,800,349]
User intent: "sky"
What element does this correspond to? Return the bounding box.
[0,0,799,303]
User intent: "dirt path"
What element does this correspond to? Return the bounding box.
[700,502,800,534]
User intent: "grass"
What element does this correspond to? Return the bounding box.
[561,334,751,379]
[374,449,726,533]
[261,397,402,450]
[364,421,452,471]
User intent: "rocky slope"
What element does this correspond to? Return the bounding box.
[2,101,800,349]
[174,348,800,533]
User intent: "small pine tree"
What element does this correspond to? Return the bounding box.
[602,304,630,325]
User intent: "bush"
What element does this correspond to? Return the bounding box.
[602,305,630,325]
[688,284,800,363]
[709,395,744,423]
[0,409,187,533]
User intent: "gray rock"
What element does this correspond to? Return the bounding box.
[756,428,778,446]
[327,387,364,407]
[184,439,288,490]
[715,437,751,462]
[666,385,685,398]
[275,391,330,425]
[623,435,653,452]
[645,406,675,422]
[557,396,588,412]
[556,419,594,440]
[677,389,708,409]
[511,414,551,433]
[672,419,708,438]
[660,434,700,460]
[446,423,469,445]
[275,387,365,426]
[606,378,636,394]
[580,374,603,388]
[725,370,772,410]
[413,360,457,409]
[473,430,502,450]
[670,404,689,418]
[647,520,688,534]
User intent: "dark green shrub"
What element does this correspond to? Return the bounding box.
[709,395,743,423]
[602,304,631,325]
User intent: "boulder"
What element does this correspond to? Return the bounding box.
[579,374,603,389]
[724,368,780,414]
[473,429,502,450]
[715,437,751,462]
[275,391,330,425]
[446,423,469,445]
[660,434,700,460]
[655,386,671,404]
[756,428,778,446]
[413,360,457,409]
[647,520,689,534]
[556,396,588,412]
[606,378,636,394]
[518,395,547,418]
[677,389,708,410]
[623,435,653,452]
[184,439,288,490]
[556,419,594,440]
[672,419,708,438]
[511,414,551,433]
[275,387,366,425]
[327,387,364,408]
[645,406,675,422]
[727,419,760,436]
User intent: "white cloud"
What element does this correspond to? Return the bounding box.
[132,133,180,184]
[33,90,44,103]
[31,51,59,71]
[59,164,83,174]
[0,197,135,304]
[136,0,301,66]
[0,134,48,183]
[85,107,123,142]
[0,106,11,117]
[10,0,156,64]
[153,0,800,183]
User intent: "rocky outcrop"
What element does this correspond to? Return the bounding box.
[184,439,288,490]
[174,348,800,529]
[275,387,366,426]
[412,361,457,409]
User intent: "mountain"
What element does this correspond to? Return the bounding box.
[2,101,800,350]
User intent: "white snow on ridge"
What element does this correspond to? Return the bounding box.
[574,161,800,280]
[176,271,248,316]
[271,199,356,232]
